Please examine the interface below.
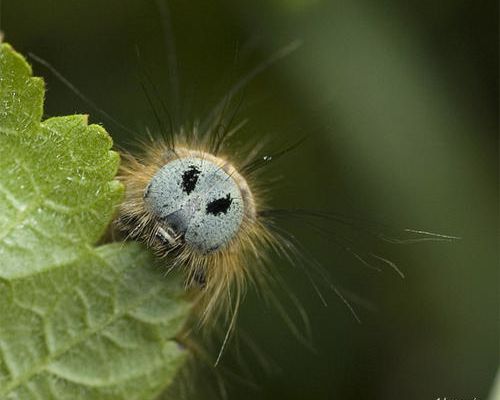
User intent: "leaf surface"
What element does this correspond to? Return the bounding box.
[0,43,190,400]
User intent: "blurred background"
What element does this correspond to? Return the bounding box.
[2,0,497,399]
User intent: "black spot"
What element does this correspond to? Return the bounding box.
[206,194,232,216]
[182,165,200,194]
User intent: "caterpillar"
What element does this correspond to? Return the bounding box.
[26,1,458,369]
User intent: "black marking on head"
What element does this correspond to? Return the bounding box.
[182,165,201,194]
[206,194,233,216]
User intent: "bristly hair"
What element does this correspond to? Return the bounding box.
[115,126,281,335]
[26,26,311,363]
[25,15,460,370]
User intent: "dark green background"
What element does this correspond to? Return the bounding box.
[2,0,497,399]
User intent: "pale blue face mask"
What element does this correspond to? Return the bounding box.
[144,156,245,254]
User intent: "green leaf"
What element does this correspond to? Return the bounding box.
[0,43,190,399]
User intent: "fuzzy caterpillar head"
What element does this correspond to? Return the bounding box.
[116,136,277,324]
[143,149,255,255]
